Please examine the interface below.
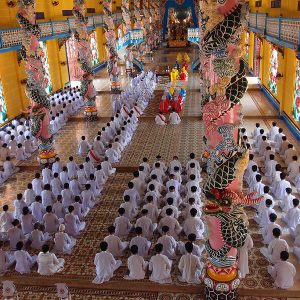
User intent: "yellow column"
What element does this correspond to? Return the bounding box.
[248,32,255,71]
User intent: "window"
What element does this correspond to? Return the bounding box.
[298,0,300,11]
[62,10,73,16]
[271,0,281,8]
[0,80,8,124]
[255,1,262,7]
[39,41,52,94]
[87,8,96,13]
[89,31,99,66]
[293,59,300,123]
[245,32,250,62]
[268,45,278,95]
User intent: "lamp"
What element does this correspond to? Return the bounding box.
[20,79,27,85]
[52,1,59,6]
[276,72,283,79]
[6,0,16,8]
[60,61,67,66]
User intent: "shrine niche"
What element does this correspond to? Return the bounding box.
[167,7,192,47]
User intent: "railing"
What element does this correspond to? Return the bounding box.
[187,28,200,45]
[116,29,144,51]
[0,12,123,52]
[192,57,200,72]
[133,58,144,71]
[248,12,300,50]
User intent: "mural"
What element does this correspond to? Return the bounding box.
[89,31,100,66]
[0,80,8,124]
[293,59,300,123]
[253,36,261,77]
[244,31,249,62]
[39,41,52,94]
[269,45,278,95]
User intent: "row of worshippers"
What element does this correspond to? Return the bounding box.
[155,109,182,126]
[79,72,157,163]
[49,86,84,135]
[112,71,157,114]
[0,155,118,275]
[242,122,298,289]
[92,154,210,284]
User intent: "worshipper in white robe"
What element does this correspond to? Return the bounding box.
[0,144,10,161]
[178,242,203,284]
[254,199,275,227]
[263,155,278,185]
[8,135,17,157]
[258,136,270,157]
[65,205,86,237]
[14,241,37,274]
[169,110,181,125]
[3,156,19,179]
[62,183,74,209]
[160,198,180,219]
[23,135,37,155]
[60,167,70,186]
[178,233,205,257]
[283,144,297,165]
[183,208,205,239]
[168,156,182,174]
[130,227,151,258]
[131,170,147,196]
[30,223,51,250]
[267,121,279,141]
[185,186,202,206]
[101,157,116,176]
[136,209,157,240]
[114,207,133,238]
[32,173,43,196]
[287,156,299,184]
[41,165,52,186]
[95,165,107,189]
[279,187,295,213]
[149,243,172,284]
[249,174,265,195]
[66,156,78,180]
[251,123,262,139]
[262,213,282,245]
[139,157,151,176]
[163,186,182,207]
[13,193,26,220]
[20,207,35,235]
[78,136,91,157]
[120,195,137,221]
[15,143,30,161]
[104,225,129,257]
[143,195,161,223]
[88,174,101,198]
[50,173,62,198]
[272,172,291,200]
[41,184,56,207]
[24,183,36,207]
[43,206,60,234]
[237,233,253,278]
[0,240,15,274]
[282,198,300,233]
[37,244,65,275]
[70,177,82,198]
[92,241,122,284]
[31,196,45,223]
[166,174,181,194]
[157,226,178,259]
[267,251,296,289]
[53,224,76,256]
[158,208,182,239]
[52,157,63,174]
[260,228,289,264]
[155,112,168,125]
[0,205,13,233]
[244,154,257,184]
[124,245,148,280]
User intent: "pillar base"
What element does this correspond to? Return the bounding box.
[37,151,57,167]
[205,286,237,300]
[84,111,98,122]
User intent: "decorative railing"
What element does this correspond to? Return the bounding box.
[0,12,123,52]
[248,12,300,50]
[187,28,200,45]
[116,29,144,51]
[133,58,144,71]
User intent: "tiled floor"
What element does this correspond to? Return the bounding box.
[1,47,299,298]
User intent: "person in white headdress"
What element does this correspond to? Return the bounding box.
[54,224,76,255]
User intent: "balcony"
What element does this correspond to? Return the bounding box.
[187,28,200,46]
[116,29,144,51]
[0,12,123,53]
[248,12,300,54]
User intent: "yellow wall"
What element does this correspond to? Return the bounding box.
[249,0,300,18]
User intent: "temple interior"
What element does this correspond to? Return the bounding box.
[0,0,299,299]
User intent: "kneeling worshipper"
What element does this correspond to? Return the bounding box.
[178,242,204,284]
[169,109,181,125]
[124,245,148,280]
[54,224,76,255]
[93,241,122,284]
[237,233,253,278]
[104,225,129,257]
[37,244,65,275]
[14,241,37,274]
[149,243,172,284]
[155,112,168,126]
[0,240,15,274]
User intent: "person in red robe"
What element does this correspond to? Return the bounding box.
[159,98,170,114]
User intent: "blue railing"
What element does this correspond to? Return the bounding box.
[191,57,200,72]
[133,58,144,71]
[187,28,200,46]
[248,12,300,54]
[0,12,123,53]
[116,29,144,51]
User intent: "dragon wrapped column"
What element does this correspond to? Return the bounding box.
[72,0,98,121]
[16,0,56,165]
[199,1,263,299]
[103,0,121,91]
